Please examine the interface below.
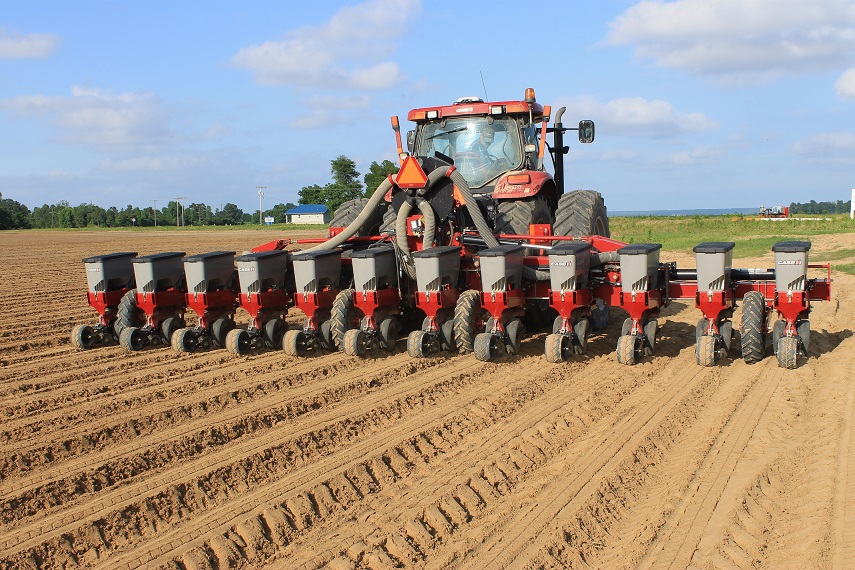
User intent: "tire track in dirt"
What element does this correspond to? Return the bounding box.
[0,353,446,523]
[832,357,855,568]
[0,353,488,567]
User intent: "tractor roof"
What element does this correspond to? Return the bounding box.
[408,95,544,122]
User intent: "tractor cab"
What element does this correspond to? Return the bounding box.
[406,91,547,194]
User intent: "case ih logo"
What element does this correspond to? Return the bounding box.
[456,106,473,113]
[777,260,803,265]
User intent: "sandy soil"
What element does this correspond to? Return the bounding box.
[0,229,853,570]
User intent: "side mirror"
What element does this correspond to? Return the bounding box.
[406,130,416,153]
[578,120,595,143]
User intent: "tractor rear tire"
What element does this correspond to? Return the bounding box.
[330,289,361,351]
[494,195,552,236]
[226,329,251,355]
[453,290,488,354]
[71,324,95,350]
[552,190,609,238]
[329,198,386,237]
[740,291,766,364]
[115,289,145,337]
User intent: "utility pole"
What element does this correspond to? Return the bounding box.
[175,196,186,228]
[152,199,158,228]
[257,186,266,226]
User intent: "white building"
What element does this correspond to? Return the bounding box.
[285,204,330,224]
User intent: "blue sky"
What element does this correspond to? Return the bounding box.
[1,0,854,214]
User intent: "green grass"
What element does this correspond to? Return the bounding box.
[835,262,855,276]
[609,214,855,258]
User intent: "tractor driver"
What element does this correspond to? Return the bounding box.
[469,125,497,165]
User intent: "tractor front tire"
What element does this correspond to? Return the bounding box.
[494,195,552,236]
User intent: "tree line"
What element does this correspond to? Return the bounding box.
[0,156,399,230]
[789,199,852,215]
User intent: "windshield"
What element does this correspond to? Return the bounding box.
[417,117,523,188]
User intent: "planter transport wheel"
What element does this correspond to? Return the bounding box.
[719,320,733,354]
[330,289,359,351]
[696,319,707,343]
[172,328,196,353]
[407,330,431,358]
[453,290,487,354]
[544,333,572,363]
[440,319,455,351]
[343,329,366,357]
[115,289,145,337]
[71,324,95,350]
[777,336,799,369]
[226,329,251,356]
[474,332,500,362]
[772,320,785,355]
[282,329,307,357]
[621,318,633,337]
[378,317,399,352]
[119,326,145,352]
[616,335,636,365]
[696,334,716,367]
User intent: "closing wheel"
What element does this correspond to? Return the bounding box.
[263,317,286,349]
[172,327,196,353]
[772,319,786,355]
[696,318,708,343]
[696,334,717,366]
[318,319,333,351]
[719,320,733,354]
[453,290,488,354]
[439,319,455,351]
[616,335,637,365]
[115,289,146,337]
[474,332,501,362]
[544,333,572,363]
[643,319,658,356]
[505,319,525,354]
[407,330,432,358]
[282,329,307,357]
[621,317,633,337]
[343,329,366,357]
[552,315,564,334]
[741,290,766,364]
[71,324,95,350]
[211,317,235,349]
[119,326,145,352]
[777,336,799,369]
[378,317,399,352]
[161,316,185,344]
[797,319,810,356]
[573,318,590,355]
[226,329,251,356]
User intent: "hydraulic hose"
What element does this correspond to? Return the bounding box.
[448,168,550,281]
[591,250,619,267]
[303,177,393,252]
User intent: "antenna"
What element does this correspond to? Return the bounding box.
[480,71,489,101]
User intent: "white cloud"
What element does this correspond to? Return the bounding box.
[0,30,60,59]
[661,146,722,166]
[607,0,855,82]
[563,95,717,138]
[0,86,173,146]
[231,0,419,90]
[792,131,855,163]
[835,68,855,99]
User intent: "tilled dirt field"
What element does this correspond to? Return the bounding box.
[1,229,854,570]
